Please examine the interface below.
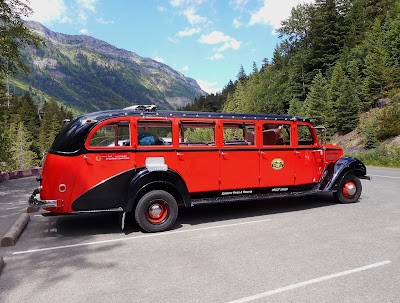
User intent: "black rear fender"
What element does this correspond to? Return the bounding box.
[319,157,370,191]
[123,169,190,212]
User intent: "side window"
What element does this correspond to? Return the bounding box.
[297,124,315,145]
[263,123,291,146]
[137,120,172,146]
[223,123,256,146]
[179,121,215,146]
[89,120,130,147]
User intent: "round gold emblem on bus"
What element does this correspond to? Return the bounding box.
[95,155,102,162]
[271,158,284,170]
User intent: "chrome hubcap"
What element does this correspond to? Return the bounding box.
[148,203,163,219]
[343,182,356,198]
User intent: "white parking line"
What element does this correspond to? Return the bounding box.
[368,168,399,173]
[13,218,272,255]
[226,260,391,303]
[369,174,400,179]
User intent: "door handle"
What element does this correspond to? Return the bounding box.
[312,149,323,155]
[177,152,184,159]
[83,155,94,165]
[260,151,267,159]
[221,152,229,159]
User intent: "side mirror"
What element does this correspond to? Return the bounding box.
[313,126,326,149]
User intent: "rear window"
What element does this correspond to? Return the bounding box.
[49,117,93,154]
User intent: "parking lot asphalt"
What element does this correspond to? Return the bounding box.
[0,167,399,303]
[0,177,36,237]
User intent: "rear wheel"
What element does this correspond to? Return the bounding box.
[134,190,178,232]
[333,174,362,204]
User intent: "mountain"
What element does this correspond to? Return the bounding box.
[15,21,206,112]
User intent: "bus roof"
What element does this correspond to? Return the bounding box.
[79,109,311,124]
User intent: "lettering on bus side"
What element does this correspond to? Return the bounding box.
[221,190,253,196]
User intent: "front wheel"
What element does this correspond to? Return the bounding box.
[134,190,178,232]
[333,174,362,204]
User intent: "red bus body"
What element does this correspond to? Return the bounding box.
[30,108,370,232]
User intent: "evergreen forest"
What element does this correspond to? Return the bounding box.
[182,0,400,165]
[0,0,73,172]
[1,0,400,171]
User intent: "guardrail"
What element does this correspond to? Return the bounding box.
[0,168,41,184]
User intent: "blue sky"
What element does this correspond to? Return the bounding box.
[26,0,314,93]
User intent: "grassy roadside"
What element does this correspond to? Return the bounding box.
[347,147,400,168]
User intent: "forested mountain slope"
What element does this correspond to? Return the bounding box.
[183,0,400,154]
[15,21,205,112]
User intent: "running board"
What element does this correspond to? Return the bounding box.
[191,190,318,206]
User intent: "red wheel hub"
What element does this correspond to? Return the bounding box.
[146,200,168,223]
[342,181,357,198]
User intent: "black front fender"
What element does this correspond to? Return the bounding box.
[319,157,370,191]
[123,168,190,212]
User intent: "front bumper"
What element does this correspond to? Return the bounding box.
[28,189,58,208]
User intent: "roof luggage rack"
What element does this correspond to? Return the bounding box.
[124,104,157,112]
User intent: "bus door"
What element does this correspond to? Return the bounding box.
[134,119,176,171]
[259,122,295,188]
[294,123,324,185]
[219,122,259,191]
[174,121,219,193]
[77,118,135,208]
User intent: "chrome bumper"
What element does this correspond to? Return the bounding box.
[28,189,58,208]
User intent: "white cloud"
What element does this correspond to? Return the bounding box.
[176,27,202,37]
[210,53,224,60]
[157,5,167,12]
[27,0,68,24]
[198,31,241,51]
[233,17,243,29]
[249,0,315,31]
[76,0,98,12]
[27,0,101,25]
[168,36,179,43]
[196,79,221,94]
[170,0,185,7]
[97,17,114,24]
[79,28,89,35]
[181,7,208,25]
[230,0,250,10]
[182,65,189,72]
[154,56,164,63]
[170,0,206,7]
[78,11,88,22]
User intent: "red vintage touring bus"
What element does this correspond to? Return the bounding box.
[29,105,370,232]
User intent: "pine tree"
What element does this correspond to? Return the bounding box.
[38,99,64,155]
[288,98,304,117]
[362,20,388,107]
[382,8,400,90]
[223,80,247,113]
[252,61,258,74]
[327,63,346,133]
[364,0,396,27]
[308,0,347,74]
[0,0,42,79]
[237,65,247,81]
[9,122,37,170]
[345,0,366,48]
[303,71,329,124]
[0,123,13,171]
[335,78,361,133]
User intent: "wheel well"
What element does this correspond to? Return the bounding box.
[134,182,184,209]
[333,169,363,189]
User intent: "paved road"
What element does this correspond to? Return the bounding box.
[0,178,36,236]
[0,167,399,303]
